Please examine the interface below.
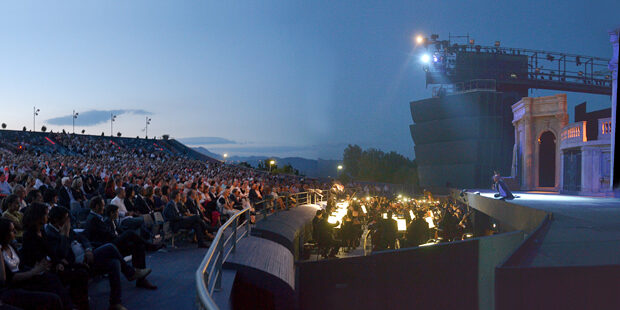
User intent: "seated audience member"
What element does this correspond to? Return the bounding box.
[20,203,89,310]
[57,177,74,209]
[0,172,11,197]
[110,187,145,232]
[24,189,43,206]
[0,219,69,310]
[84,197,159,290]
[70,178,86,208]
[11,186,27,212]
[217,188,239,217]
[163,190,209,248]
[1,196,23,240]
[45,207,151,310]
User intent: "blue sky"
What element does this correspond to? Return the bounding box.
[0,1,618,159]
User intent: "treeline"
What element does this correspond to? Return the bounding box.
[342,144,419,186]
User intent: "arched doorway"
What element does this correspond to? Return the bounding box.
[539,131,556,187]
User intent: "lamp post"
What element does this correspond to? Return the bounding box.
[145,117,151,138]
[223,153,228,163]
[33,107,40,132]
[337,165,343,178]
[270,160,275,172]
[72,110,79,134]
[110,113,117,137]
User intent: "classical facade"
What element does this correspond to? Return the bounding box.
[511,94,568,191]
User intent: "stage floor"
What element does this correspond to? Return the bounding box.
[475,190,620,267]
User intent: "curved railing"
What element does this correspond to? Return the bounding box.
[196,190,327,310]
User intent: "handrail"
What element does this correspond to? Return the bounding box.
[196,189,327,310]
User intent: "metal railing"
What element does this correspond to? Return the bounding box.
[196,190,327,310]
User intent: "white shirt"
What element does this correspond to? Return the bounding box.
[110,196,128,217]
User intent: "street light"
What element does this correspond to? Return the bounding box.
[72,110,79,134]
[33,107,40,132]
[110,113,117,137]
[270,160,275,172]
[145,117,152,138]
[415,35,424,44]
[337,165,343,170]
[223,153,228,163]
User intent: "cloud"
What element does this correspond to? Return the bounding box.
[206,143,349,160]
[177,137,238,145]
[46,109,150,126]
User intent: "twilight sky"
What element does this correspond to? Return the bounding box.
[1,1,618,159]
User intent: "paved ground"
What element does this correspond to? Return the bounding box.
[477,191,620,267]
[89,245,208,310]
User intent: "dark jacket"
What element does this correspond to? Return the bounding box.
[44,224,92,265]
[83,212,117,248]
[163,200,183,231]
[57,186,71,208]
[20,229,56,268]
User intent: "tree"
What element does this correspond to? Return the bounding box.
[41,126,47,132]
[343,144,362,178]
[117,132,122,137]
[81,129,85,134]
[22,126,27,131]
[238,162,252,169]
[162,134,170,140]
[1,123,6,129]
[341,146,420,191]
[101,132,105,136]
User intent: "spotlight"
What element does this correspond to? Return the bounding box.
[420,54,431,63]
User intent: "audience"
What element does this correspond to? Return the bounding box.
[0,130,327,309]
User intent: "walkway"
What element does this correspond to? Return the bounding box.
[89,246,208,310]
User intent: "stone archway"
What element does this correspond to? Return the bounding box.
[512,94,568,191]
[538,131,556,187]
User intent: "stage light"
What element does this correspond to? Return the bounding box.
[420,54,431,63]
[416,35,424,44]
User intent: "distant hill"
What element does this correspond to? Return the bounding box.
[192,146,223,160]
[192,147,340,178]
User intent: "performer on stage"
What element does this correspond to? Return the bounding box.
[493,171,515,200]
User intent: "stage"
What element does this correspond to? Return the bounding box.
[471,190,620,267]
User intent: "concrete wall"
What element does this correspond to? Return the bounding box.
[464,192,549,235]
[478,231,525,310]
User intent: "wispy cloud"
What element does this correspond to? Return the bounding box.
[177,137,238,145]
[47,109,150,126]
